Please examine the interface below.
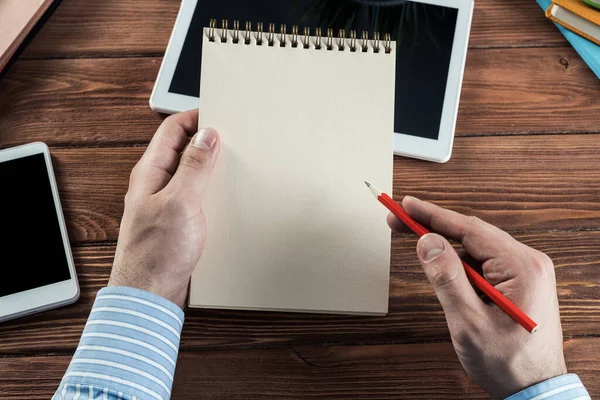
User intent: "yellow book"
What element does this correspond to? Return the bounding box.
[546,0,600,45]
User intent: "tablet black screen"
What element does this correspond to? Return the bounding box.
[169,0,458,141]
[0,154,71,297]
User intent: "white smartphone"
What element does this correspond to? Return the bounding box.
[150,0,474,163]
[0,142,79,323]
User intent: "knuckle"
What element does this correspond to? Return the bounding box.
[123,189,148,215]
[128,162,149,188]
[164,191,185,212]
[428,261,460,289]
[163,191,196,218]
[465,215,482,227]
[180,152,210,171]
[163,114,179,127]
[128,164,140,184]
[124,190,134,206]
[530,251,554,276]
[450,324,471,346]
[450,318,482,349]
[458,215,483,242]
[162,114,188,135]
[125,168,142,204]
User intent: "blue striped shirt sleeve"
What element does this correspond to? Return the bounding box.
[53,286,184,400]
[505,374,590,400]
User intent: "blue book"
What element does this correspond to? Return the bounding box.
[537,0,600,79]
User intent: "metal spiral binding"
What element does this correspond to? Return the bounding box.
[221,19,228,43]
[292,26,299,48]
[338,29,346,51]
[384,33,391,54]
[244,21,252,44]
[361,31,369,52]
[257,22,263,45]
[208,19,216,42]
[233,20,240,43]
[326,28,334,50]
[268,23,275,46]
[373,32,380,53]
[207,19,392,53]
[349,30,357,52]
[280,24,287,47]
[315,28,322,50]
[303,27,310,48]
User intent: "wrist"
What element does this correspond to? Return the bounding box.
[498,364,568,399]
[504,373,588,400]
[108,269,189,309]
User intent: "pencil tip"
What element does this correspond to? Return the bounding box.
[364,181,370,187]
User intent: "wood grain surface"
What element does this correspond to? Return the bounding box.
[1,48,599,148]
[18,0,567,60]
[1,0,599,398]
[0,338,598,399]
[3,135,595,244]
[0,230,597,355]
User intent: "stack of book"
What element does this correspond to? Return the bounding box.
[547,0,600,45]
[538,0,600,79]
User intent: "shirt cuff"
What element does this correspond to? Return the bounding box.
[59,286,184,400]
[505,374,590,400]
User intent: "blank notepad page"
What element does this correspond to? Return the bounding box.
[190,25,396,315]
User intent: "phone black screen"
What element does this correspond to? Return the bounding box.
[0,153,71,297]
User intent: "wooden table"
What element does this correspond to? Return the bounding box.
[1,1,599,398]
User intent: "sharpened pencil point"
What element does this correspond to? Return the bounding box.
[365,182,381,198]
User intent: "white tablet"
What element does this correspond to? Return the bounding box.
[0,142,79,323]
[151,0,474,163]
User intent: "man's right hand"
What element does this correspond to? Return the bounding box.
[387,196,567,399]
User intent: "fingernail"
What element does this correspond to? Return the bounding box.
[192,128,217,150]
[419,234,445,261]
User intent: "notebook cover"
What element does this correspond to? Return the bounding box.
[190,27,396,315]
[546,4,600,45]
[538,0,600,79]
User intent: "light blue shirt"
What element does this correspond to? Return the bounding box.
[54,287,183,400]
[53,286,589,400]
[506,374,590,400]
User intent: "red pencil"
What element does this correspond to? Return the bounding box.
[365,182,538,334]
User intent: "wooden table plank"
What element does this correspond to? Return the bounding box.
[395,135,600,231]
[51,147,136,242]
[17,0,566,60]
[0,230,597,355]
[457,48,600,135]
[9,136,595,244]
[469,0,567,49]
[1,0,596,398]
[22,0,180,59]
[1,338,598,399]
[0,58,162,148]
[2,48,598,149]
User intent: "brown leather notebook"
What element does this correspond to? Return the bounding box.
[546,0,600,45]
[0,0,55,72]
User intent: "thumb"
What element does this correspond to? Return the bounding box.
[172,127,220,197]
[417,233,483,317]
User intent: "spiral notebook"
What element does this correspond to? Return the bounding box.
[189,21,396,315]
